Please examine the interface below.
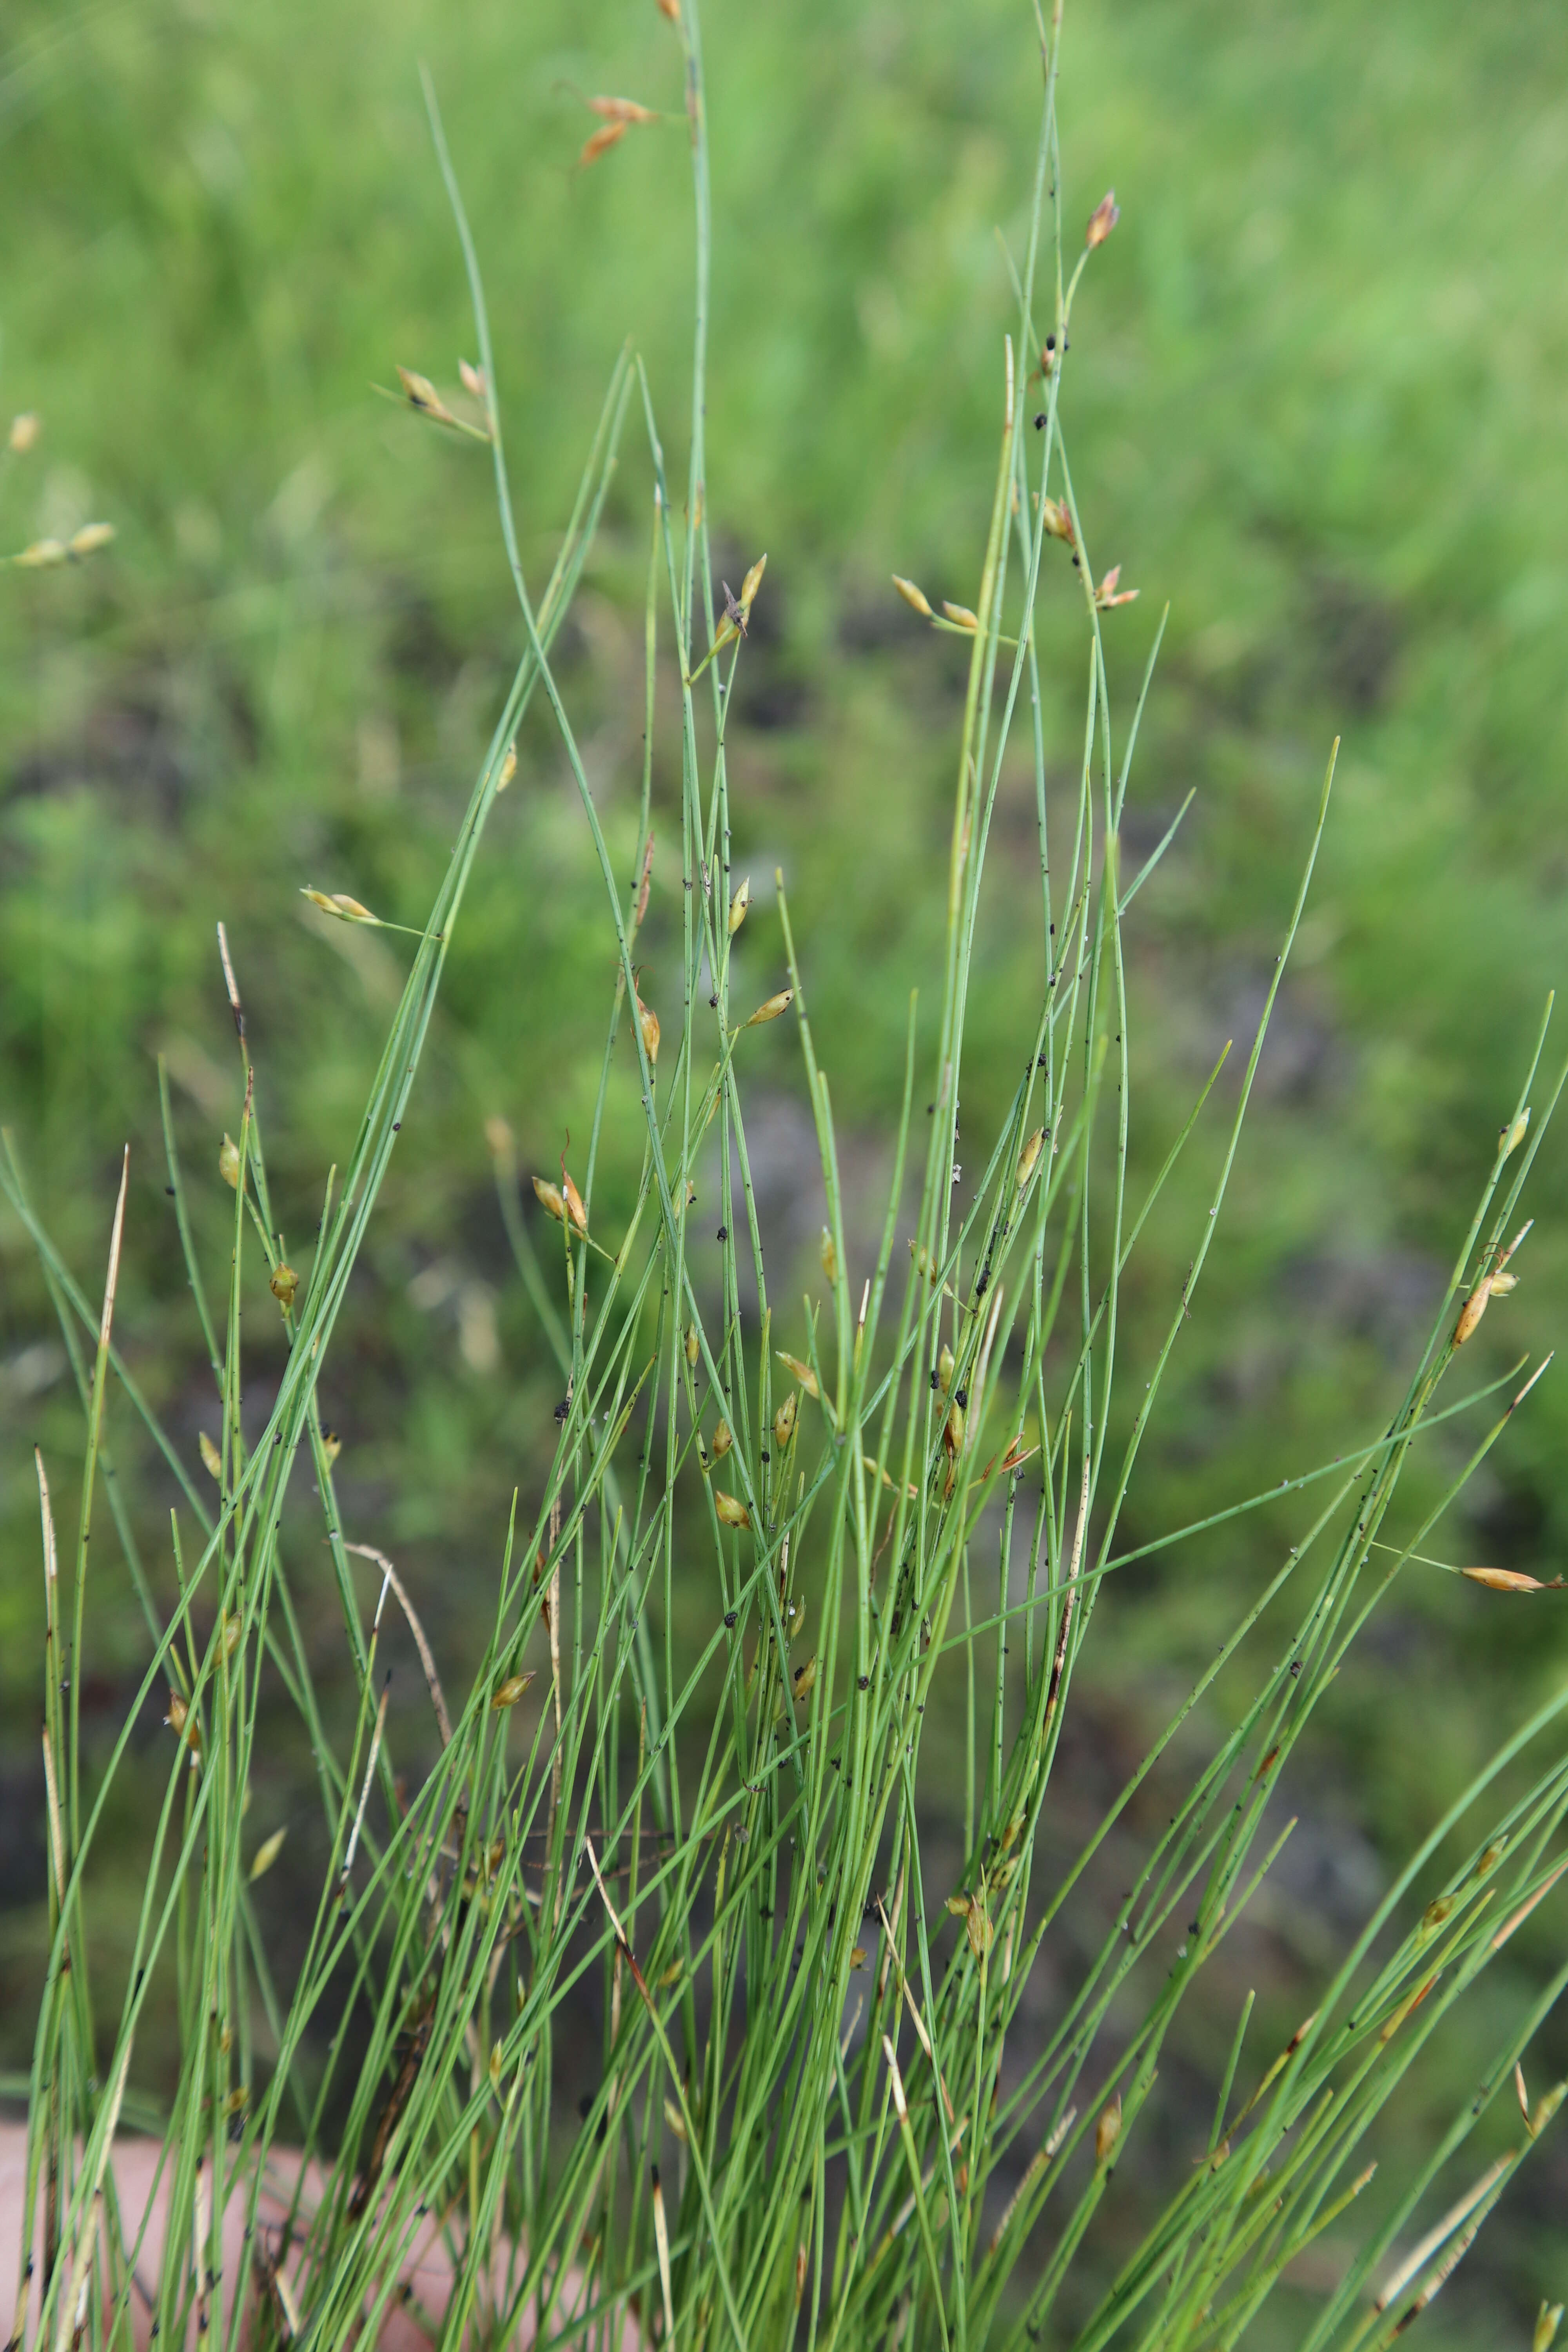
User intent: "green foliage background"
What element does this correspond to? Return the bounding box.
[2,0,1567,2333]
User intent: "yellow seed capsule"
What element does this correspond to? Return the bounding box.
[1536,2303,1564,2352]
[639,994,661,1065]
[397,366,456,423]
[891,574,934,619]
[937,1344,955,1393]
[220,1613,243,1659]
[1489,1272,1518,1297]
[495,743,517,792]
[164,1693,201,1755]
[561,1171,588,1234]
[588,94,660,124]
[740,553,768,610]
[728,876,751,935]
[715,1490,751,1530]
[776,1350,818,1400]
[200,1432,223,1480]
[218,1132,241,1189]
[533,1176,566,1223]
[459,359,487,401]
[69,521,114,559]
[8,413,38,453]
[249,1827,287,1883]
[1461,1565,1544,1593]
[784,1592,808,1642]
[792,1654,818,1704]
[686,1324,701,1367]
[942,601,980,632]
[1095,2094,1122,2163]
[944,1402,965,1458]
[1040,497,1074,546]
[774,1392,798,1449]
[820,1226,838,1285]
[712,1419,732,1459]
[744,987,793,1028]
[321,1430,343,1467]
[491,1671,535,1709]
[270,1263,298,1310]
[1454,1277,1492,1346]
[662,2096,687,2142]
[14,538,66,568]
[1016,1127,1045,1188]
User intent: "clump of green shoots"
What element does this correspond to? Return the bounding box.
[6,4,1568,2349]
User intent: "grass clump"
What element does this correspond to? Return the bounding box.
[6,4,1568,2347]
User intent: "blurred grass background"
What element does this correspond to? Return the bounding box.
[2,0,1567,2333]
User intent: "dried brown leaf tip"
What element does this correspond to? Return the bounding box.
[1094,564,1139,610]
[1085,189,1120,248]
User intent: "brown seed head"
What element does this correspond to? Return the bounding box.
[1085,189,1120,248]
[533,1176,566,1223]
[1461,1565,1544,1593]
[589,95,659,123]
[1040,497,1075,546]
[396,367,457,424]
[577,120,628,168]
[561,1167,588,1234]
[1454,1276,1492,1346]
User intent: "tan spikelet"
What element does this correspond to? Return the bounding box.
[744,987,793,1027]
[776,1350,818,1400]
[533,1176,566,1223]
[892,575,933,619]
[715,1490,751,1530]
[577,121,628,168]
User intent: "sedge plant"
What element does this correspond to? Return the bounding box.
[5,4,1568,2347]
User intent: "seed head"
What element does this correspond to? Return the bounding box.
[8,413,38,453]
[937,1343,955,1392]
[459,359,487,401]
[657,0,680,17]
[776,1350,818,1400]
[301,889,382,925]
[942,601,980,632]
[891,574,934,619]
[397,367,457,425]
[1454,1277,1492,1347]
[199,1432,223,1481]
[1502,1108,1532,1157]
[715,1490,751,1530]
[819,1225,838,1285]
[249,1827,286,1882]
[1085,189,1120,248]
[321,1430,343,1467]
[69,521,115,559]
[728,875,751,935]
[792,1655,818,1704]
[774,1391,799,1450]
[711,1419,732,1459]
[218,1133,241,1189]
[944,1401,965,1458]
[1095,2094,1123,2164]
[561,1167,588,1234]
[589,95,659,124]
[1016,1127,1045,1187]
[269,1262,299,1310]
[744,987,793,1028]
[533,1176,566,1223]
[15,538,66,568]
[1461,1565,1544,1594]
[491,1672,535,1710]
[638,991,661,1066]
[1040,497,1075,546]
[685,1324,701,1368]
[577,120,628,168]
[495,743,517,792]
[1094,564,1140,610]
